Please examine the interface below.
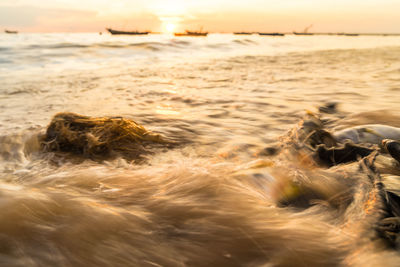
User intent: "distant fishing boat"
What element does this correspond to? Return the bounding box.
[293,24,314,36]
[336,33,359,36]
[174,30,208,37]
[234,32,253,35]
[293,32,314,35]
[5,30,18,34]
[106,28,149,35]
[258,32,285,36]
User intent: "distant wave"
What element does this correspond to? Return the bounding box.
[26,43,90,49]
[10,38,259,54]
[2,34,400,73]
[232,39,257,45]
[11,40,197,54]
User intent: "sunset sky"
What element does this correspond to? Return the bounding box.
[1,0,399,33]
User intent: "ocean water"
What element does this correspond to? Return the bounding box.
[1,33,400,266]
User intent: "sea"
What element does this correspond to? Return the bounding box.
[1,32,400,266]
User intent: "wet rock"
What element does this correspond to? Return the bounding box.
[383,139,400,163]
[41,112,174,161]
[279,112,400,249]
[291,114,337,149]
[334,125,400,144]
[377,217,400,249]
[306,129,337,148]
[276,182,326,209]
[260,146,280,156]
[319,102,338,114]
[315,142,375,166]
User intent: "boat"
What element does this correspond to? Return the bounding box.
[258,32,285,36]
[293,32,314,35]
[174,30,208,37]
[5,30,18,34]
[293,24,314,36]
[234,32,253,35]
[106,28,149,35]
[336,33,359,36]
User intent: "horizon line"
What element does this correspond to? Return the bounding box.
[3,30,400,36]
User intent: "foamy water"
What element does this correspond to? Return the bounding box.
[1,33,400,266]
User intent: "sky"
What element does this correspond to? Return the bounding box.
[1,0,399,33]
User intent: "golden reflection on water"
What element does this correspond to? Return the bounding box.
[161,88,178,94]
[155,104,181,116]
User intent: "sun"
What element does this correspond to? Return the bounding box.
[164,22,176,33]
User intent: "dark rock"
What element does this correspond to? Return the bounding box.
[315,142,375,166]
[319,102,338,114]
[383,139,400,163]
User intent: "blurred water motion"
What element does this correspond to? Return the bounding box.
[1,33,400,266]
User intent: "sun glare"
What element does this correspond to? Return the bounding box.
[164,22,176,33]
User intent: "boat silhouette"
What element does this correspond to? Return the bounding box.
[293,24,314,35]
[174,30,208,37]
[5,30,18,34]
[258,32,285,36]
[293,32,314,35]
[106,28,149,35]
[234,32,253,35]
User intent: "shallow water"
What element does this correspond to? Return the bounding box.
[1,33,400,266]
